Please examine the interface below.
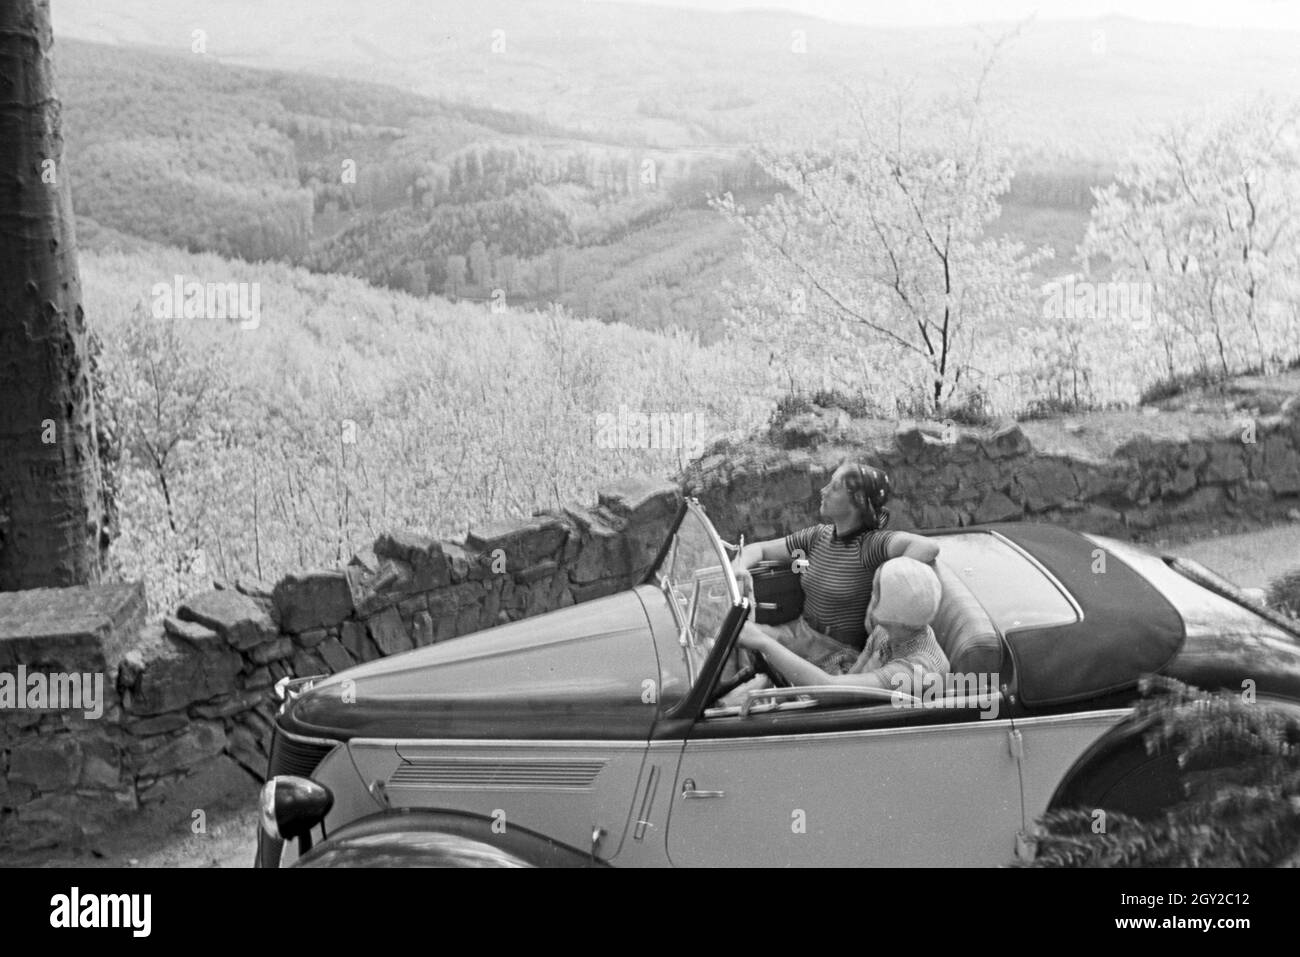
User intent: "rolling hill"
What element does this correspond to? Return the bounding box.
[53,0,1300,154]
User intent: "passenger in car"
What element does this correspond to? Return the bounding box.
[732,556,950,694]
[729,461,938,672]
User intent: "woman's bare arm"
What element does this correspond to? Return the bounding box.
[731,538,794,597]
[737,624,888,689]
[732,537,794,569]
[887,531,939,565]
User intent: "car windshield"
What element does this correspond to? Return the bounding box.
[653,501,741,685]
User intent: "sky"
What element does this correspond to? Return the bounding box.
[590,0,1300,31]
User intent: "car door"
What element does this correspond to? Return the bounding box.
[1004,706,1134,826]
[664,701,1024,867]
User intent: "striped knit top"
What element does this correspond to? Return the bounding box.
[848,624,950,690]
[783,524,898,650]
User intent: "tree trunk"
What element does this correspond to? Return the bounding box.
[0,0,103,589]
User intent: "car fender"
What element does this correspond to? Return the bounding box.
[1047,693,1300,820]
[293,808,607,868]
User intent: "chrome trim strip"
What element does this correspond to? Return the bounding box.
[356,737,651,750]
[633,764,660,841]
[738,684,923,717]
[346,710,1134,754]
[1004,707,1132,728]
[989,529,1085,621]
[275,726,344,749]
[682,717,1021,746]
[677,706,1129,747]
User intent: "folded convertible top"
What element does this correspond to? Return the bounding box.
[990,523,1186,707]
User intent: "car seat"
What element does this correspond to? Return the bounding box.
[931,560,1004,677]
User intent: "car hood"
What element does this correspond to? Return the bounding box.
[279,589,662,741]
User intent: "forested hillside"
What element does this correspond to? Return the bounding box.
[78,233,783,613]
[58,38,618,262]
[53,4,1300,342]
[56,34,1110,341]
[57,38,773,338]
[47,9,1300,613]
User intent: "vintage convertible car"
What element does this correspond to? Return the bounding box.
[255,499,1300,867]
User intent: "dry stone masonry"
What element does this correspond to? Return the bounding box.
[0,476,681,853]
[3,398,1299,854]
[684,401,1300,544]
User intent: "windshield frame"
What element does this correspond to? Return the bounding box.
[648,497,741,603]
[647,498,745,708]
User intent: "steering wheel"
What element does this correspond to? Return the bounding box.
[709,600,789,703]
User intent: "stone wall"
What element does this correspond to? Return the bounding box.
[0,476,681,854]
[682,402,1300,544]
[4,397,1299,855]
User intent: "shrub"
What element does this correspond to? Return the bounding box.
[767,388,880,443]
[946,388,998,427]
[808,388,876,419]
[1137,369,1220,406]
[1022,677,1300,867]
[767,392,814,432]
[1019,395,1097,420]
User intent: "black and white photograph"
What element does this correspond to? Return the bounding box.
[2,0,1299,904]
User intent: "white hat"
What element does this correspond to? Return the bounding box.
[872,557,942,628]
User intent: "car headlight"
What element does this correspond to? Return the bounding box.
[260,775,334,844]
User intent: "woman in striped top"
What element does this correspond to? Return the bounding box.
[737,557,950,693]
[729,460,939,673]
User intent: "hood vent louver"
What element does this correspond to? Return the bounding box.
[388,756,606,790]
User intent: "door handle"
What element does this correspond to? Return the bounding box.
[681,778,725,799]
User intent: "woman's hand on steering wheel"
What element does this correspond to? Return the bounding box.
[713,620,784,702]
[733,622,789,688]
[749,645,787,686]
